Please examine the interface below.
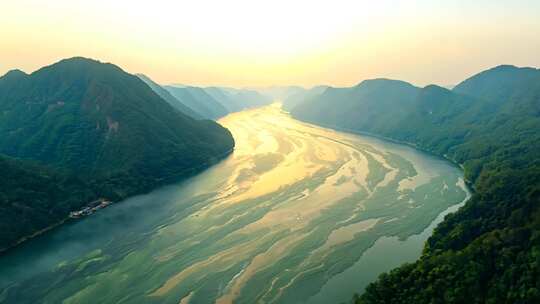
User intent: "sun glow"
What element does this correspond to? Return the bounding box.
[1,0,540,87]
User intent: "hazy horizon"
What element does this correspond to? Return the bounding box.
[2,0,540,87]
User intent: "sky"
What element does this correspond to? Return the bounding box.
[2,0,540,87]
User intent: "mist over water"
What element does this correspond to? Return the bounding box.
[0,104,468,304]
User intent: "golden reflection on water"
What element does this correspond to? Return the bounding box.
[0,105,468,304]
[149,104,461,303]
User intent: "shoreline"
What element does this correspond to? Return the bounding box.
[0,147,235,255]
[288,112,475,240]
[289,114,475,193]
[286,112,475,304]
[0,217,71,254]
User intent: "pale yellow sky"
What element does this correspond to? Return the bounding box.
[1,0,540,87]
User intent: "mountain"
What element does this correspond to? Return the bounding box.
[0,69,28,84]
[203,87,243,112]
[164,85,229,119]
[136,78,270,120]
[454,65,540,106]
[0,57,235,250]
[288,67,540,303]
[281,85,328,111]
[204,86,271,112]
[292,79,421,133]
[0,57,234,176]
[135,74,202,119]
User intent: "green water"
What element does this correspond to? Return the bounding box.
[0,105,468,304]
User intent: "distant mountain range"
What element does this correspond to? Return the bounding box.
[136,74,203,119]
[249,85,331,111]
[137,75,271,120]
[286,65,540,304]
[0,57,235,251]
[280,85,330,111]
[204,86,272,112]
[164,85,230,120]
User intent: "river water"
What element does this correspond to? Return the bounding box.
[0,104,468,304]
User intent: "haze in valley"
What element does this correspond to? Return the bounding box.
[2,0,540,87]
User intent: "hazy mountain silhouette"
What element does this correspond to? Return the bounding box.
[136,74,203,119]
[204,86,271,112]
[164,85,229,119]
[281,85,329,111]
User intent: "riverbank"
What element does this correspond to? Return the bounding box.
[289,113,475,193]
[0,218,70,254]
[0,148,235,255]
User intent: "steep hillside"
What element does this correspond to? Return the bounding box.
[290,67,540,303]
[135,74,202,119]
[0,57,235,250]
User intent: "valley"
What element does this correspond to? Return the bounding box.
[0,105,468,304]
[2,2,539,303]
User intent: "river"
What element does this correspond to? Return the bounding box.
[0,104,468,304]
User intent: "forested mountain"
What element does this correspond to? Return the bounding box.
[290,65,540,303]
[292,79,420,131]
[135,74,203,119]
[0,57,235,251]
[164,85,229,119]
[453,65,540,107]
